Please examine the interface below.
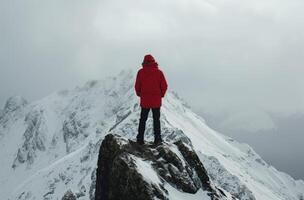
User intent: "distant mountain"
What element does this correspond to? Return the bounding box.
[0,70,303,200]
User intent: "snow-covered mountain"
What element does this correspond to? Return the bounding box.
[0,69,303,200]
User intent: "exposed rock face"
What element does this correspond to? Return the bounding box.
[62,111,90,153]
[0,109,3,118]
[0,96,28,131]
[62,190,77,200]
[199,154,256,200]
[4,96,28,113]
[95,134,231,200]
[12,109,47,168]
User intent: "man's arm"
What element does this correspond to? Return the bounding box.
[160,71,168,97]
[135,70,141,97]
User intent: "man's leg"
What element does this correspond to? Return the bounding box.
[152,108,162,143]
[137,107,150,143]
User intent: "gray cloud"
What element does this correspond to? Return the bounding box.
[201,111,304,180]
[0,0,303,178]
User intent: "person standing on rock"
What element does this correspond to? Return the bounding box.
[135,54,168,145]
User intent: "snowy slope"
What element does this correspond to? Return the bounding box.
[0,69,303,200]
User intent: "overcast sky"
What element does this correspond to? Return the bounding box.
[1,0,303,179]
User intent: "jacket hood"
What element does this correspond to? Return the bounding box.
[142,54,158,68]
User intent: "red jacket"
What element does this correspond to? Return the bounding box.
[135,55,168,108]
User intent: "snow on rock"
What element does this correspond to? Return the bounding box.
[94,134,230,200]
[0,69,303,200]
[133,156,162,185]
[62,190,77,200]
[0,96,28,138]
[12,109,47,168]
[4,96,28,113]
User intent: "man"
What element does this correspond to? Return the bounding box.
[135,54,168,145]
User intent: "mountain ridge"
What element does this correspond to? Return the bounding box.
[0,69,303,200]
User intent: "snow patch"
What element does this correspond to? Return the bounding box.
[132,155,162,185]
[164,183,210,200]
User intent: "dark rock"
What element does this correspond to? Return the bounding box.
[174,140,211,189]
[95,134,229,200]
[62,190,77,200]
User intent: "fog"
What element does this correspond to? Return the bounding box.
[0,0,303,179]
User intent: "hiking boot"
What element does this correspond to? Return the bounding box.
[153,136,162,145]
[136,138,145,145]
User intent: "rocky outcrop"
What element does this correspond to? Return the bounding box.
[95,134,232,200]
[12,109,47,168]
[4,96,28,113]
[62,111,90,153]
[62,190,77,200]
[0,96,28,130]
[199,154,255,200]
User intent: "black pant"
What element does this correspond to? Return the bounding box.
[137,107,161,140]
